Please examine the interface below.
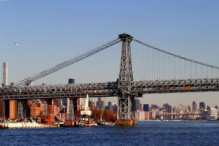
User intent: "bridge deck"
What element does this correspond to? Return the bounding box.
[1,78,219,100]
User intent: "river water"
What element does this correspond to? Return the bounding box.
[1,121,219,146]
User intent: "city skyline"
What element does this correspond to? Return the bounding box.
[1,1,219,107]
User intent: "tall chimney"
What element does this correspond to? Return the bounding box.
[3,62,8,86]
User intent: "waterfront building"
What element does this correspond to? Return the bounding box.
[151,110,156,119]
[145,111,150,120]
[134,99,140,111]
[143,104,150,111]
[206,108,218,120]
[135,110,145,121]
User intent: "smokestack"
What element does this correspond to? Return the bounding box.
[3,62,8,86]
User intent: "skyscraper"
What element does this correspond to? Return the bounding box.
[163,103,172,119]
[96,97,104,110]
[89,99,95,109]
[143,104,150,111]
[199,102,205,109]
[134,99,140,111]
[108,101,112,111]
[199,102,205,110]
[163,103,172,113]
[192,101,198,112]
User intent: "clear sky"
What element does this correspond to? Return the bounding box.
[0,0,219,107]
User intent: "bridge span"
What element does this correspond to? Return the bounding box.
[1,33,219,126]
[1,78,219,100]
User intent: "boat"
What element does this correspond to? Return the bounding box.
[0,122,43,129]
[63,121,76,127]
[97,121,115,126]
[76,94,97,127]
[0,123,8,129]
[77,120,97,127]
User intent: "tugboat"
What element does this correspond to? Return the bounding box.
[77,94,97,127]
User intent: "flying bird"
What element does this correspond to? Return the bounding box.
[14,43,18,46]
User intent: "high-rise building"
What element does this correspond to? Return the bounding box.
[89,99,95,109]
[134,99,140,111]
[108,101,112,111]
[163,103,172,113]
[143,104,150,111]
[192,101,198,112]
[140,103,142,110]
[211,108,218,119]
[112,102,117,112]
[163,103,172,119]
[96,97,104,110]
[199,102,205,110]
[207,105,211,110]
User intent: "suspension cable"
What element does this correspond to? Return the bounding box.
[16,37,121,86]
[133,38,219,70]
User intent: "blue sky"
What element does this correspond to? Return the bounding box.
[1,0,219,106]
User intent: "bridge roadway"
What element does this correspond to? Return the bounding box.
[1,78,219,100]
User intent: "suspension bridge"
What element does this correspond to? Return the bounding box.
[1,33,219,126]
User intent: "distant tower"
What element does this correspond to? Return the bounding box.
[1,63,9,118]
[3,62,8,86]
[134,99,140,111]
[199,102,205,110]
[192,101,198,112]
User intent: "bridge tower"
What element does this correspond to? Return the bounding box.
[116,34,136,126]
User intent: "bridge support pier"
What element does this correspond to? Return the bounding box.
[115,33,136,126]
[68,98,77,121]
[17,100,28,119]
[116,93,136,126]
[0,100,5,119]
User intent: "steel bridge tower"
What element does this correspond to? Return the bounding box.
[116,34,137,126]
